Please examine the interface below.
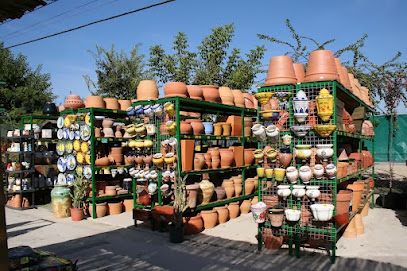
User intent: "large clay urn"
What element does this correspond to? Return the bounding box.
[110,147,123,165]
[341,66,352,90]
[184,214,204,235]
[189,119,204,135]
[219,86,234,106]
[84,96,105,108]
[293,63,305,83]
[219,149,234,168]
[264,55,297,86]
[164,82,188,98]
[214,206,229,224]
[199,179,215,205]
[201,85,220,103]
[64,95,84,109]
[243,93,255,109]
[137,80,159,101]
[103,98,120,110]
[304,50,339,82]
[186,184,200,208]
[201,210,218,229]
[187,85,203,100]
[227,202,240,219]
[180,121,193,134]
[240,200,251,214]
[194,153,206,170]
[231,89,245,107]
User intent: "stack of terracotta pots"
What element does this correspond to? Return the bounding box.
[335,190,352,225]
[207,147,220,169]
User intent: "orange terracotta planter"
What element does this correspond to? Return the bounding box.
[244,148,255,166]
[293,63,305,83]
[229,146,243,167]
[123,199,134,212]
[201,85,220,103]
[219,149,234,168]
[103,98,120,110]
[64,94,84,109]
[118,100,132,110]
[164,82,188,98]
[85,96,105,108]
[264,55,297,86]
[214,206,229,224]
[227,202,240,219]
[184,214,204,235]
[231,89,245,107]
[341,66,352,90]
[240,200,251,214]
[243,93,255,108]
[137,80,159,101]
[219,86,234,106]
[108,202,123,215]
[180,121,193,134]
[305,50,339,82]
[189,119,204,135]
[181,140,194,171]
[336,190,352,215]
[187,85,203,100]
[201,210,218,229]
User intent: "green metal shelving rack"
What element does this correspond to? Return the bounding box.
[256,80,376,263]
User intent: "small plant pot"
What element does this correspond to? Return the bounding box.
[71,207,84,221]
[169,225,184,243]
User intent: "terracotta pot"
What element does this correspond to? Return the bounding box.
[110,147,123,165]
[263,195,279,209]
[334,58,346,86]
[211,158,220,169]
[336,190,352,215]
[201,85,220,103]
[244,148,255,166]
[234,183,242,197]
[245,180,255,195]
[95,156,111,166]
[278,152,292,168]
[347,182,364,212]
[228,202,240,219]
[221,122,231,136]
[214,186,226,200]
[84,96,105,108]
[108,202,123,215]
[135,156,144,166]
[137,80,159,101]
[94,127,102,137]
[335,212,349,226]
[341,67,352,90]
[181,140,194,171]
[102,118,114,128]
[184,214,204,235]
[137,189,150,206]
[219,86,234,105]
[64,94,84,109]
[305,50,339,82]
[123,199,134,212]
[355,214,364,235]
[143,155,152,166]
[231,89,245,107]
[200,179,215,205]
[213,123,222,136]
[343,217,357,238]
[251,196,258,205]
[70,207,83,221]
[89,202,107,218]
[187,85,203,100]
[103,98,120,110]
[207,147,220,159]
[264,55,297,86]
[58,105,65,112]
[186,183,200,208]
[118,100,132,110]
[243,93,255,108]
[194,153,206,170]
[124,155,135,166]
[223,181,234,199]
[180,121,193,135]
[204,153,212,169]
[190,120,204,135]
[219,149,234,168]
[263,229,283,249]
[201,210,218,229]
[293,63,305,83]
[214,206,229,224]
[164,82,188,98]
[240,200,251,214]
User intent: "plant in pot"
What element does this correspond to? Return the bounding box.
[70,174,88,222]
[202,114,215,135]
[170,174,188,243]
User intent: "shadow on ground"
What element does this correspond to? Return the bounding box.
[34,224,406,271]
[6,218,54,238]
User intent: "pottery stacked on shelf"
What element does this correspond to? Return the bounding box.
[137,80,159,101]
[264,55,297,86]
[64,95,85,109]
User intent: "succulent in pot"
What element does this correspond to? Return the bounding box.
[70,174,88,221]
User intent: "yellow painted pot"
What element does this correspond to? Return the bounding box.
[265,147,278,161]
[134,140,144,148]
[256,167,265,178]
[316,88,334,122]
[314,125,336,137]
[253,92,274,106]
[274,168,286,181]
[253,149,264,161]
[134,124,146,136]
[164,102,175,117]
[128,140,137,148]
[143,139,153,148]
[213,123,223,136]
[166,121,176,135]
[125,124,136,135]
[164,152,176,165]
[265,168,274,179]
[152,153,164,167]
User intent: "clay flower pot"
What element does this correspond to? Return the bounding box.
[334,58,347,86]
[243,93,255,108]
[123,199,134,212]
[137,80,159,101]
[219,86,235,106]
[64,94,84,109]
[85,96,105,108]
[184,214,204,235]
[103,98,120,110]
[214,186,226,200]
[221,122,231,136]
[264,55,297,86]
[180,121,193,135]
[341,66,352,90]
[231,89,245,107]
[199,179,215,205]
[228,202,240,219]
[219,149,234,168]
[278,151,293,168]
[186,183,200,208]
[71,207,83,221]
[164,82,188,98]
[110,147,123,165]
[194,153,206,171]
[240,200,251,214]
[305,50,339,82]
[223,181,234,199]
[293,63,305,83]
[201,210,218,229]
[244,148,255,166]
[214,206,229,224]
[201,85,220,103]
[89,202,107,218]
[187,85,203,100]
[189,119,204,135]
[336,190,352,215]
[118,100,132,111]
[245,179,255,195]
[108,202,123,215]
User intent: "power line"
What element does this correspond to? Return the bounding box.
[5,0,175,49]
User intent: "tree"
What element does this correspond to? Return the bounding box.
[0,42,54,124]
[149,24,266,91]
[84,44,151,99]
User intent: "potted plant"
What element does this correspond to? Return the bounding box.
[70,174,88,221]
[202,114,214,135]
[169,174,189,243]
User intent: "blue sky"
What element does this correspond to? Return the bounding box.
[1,0,406,113]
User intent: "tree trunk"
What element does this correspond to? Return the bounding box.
[389,114,394,191]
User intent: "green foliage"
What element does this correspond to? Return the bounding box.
[172,174,188,227]
[149,24,266,91]
[84,44,152,99]
[0,42,54,124]
[70,174,88,209]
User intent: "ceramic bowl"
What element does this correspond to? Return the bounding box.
[285,209,301,221]
[314,125,336,137]
[253,92,274,105]
[310,204,334,221]
[291,125,311,137]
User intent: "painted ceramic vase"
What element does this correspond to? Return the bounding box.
[290,125,311,137]
[278,148,292,168]
[252,124,266,141]
[316,144,334,161]
[203,122,214,135]
[325,163,337,179]
[265,125,279,140]
[64,95,84,109]
[264,146,278,162]
[286,166,299,184]
[310,204,334,221]
[282,134,292,146]
[316,88,334,122]
[293,90,310,123]
[51,185,72,218]
[299,165,312,184]
[294,145,312,160]
[200,180,215,205]
[313,164,325,179]
[164,102,175,117]
[274,168,286,182]
[314,125,336,137]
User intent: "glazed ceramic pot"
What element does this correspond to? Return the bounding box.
[293,63,305,83]
[304,50,339,82]
[268,206,285,227]
[203,122,213,135]
[184,214,204,235]
[104,98,120,110]
[64,94,84,109]
[200,179,215,205]
[313,164,325,179]
[306,186,320,201]
[299,166,312,184]
[187,85,203,100]
[316,144,334,161]
[228,202,240,219]
[252,124,266,141]
[264,55,297,86]
[285,166,298,184]
[265,125,279,140]
[274,168,286,182]
[164,82,188,98]
[231,89,245,107]
[290,125,311,137]
[282,134,292,146]
[293,90,310,123]
[214,206,229,224]
[310,204,334,221]
[201,210,218,229]
[51,185,72,218]
[314,124,336,137]
[201,85,220,103]
[325,163,337,179]
[292,185,306,200]
[219,149,234,168]
[245,179,255,195]
[219,86,234,106]
[43,102,58,115]
[285,209,301,222]
[264,146,278,162]
[186,183,200,208]
[214,187,226,200]
[244,148,255,166]
[278,149,292,168]
[316,88,334,122]
[190,119,204,135]
[250,202,267,223]
[336,190,352,215]
[152,153,164,167]
[240,200,251,214]
[137,80,159,101]
[277,185,291,199]
[163,102,175,117]
[295,145,312,160]
[253,92,273,106]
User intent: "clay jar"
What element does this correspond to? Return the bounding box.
[201,85,220,103]
[194,154,206,171]
[219,149,234,168]
[89,202,107,218]
[214,206,229,224]
[199,179,215,205]
[137,80,159,101]
[231,89,245,107]
[244,117,253,137]
[207,147,220,159]
[184,214,204,235]
[214,186,226,200]
[110,147,123,165]
[228,202,240,219]
[244,148,255,166]
[118,100,132,111]
[240,200,251,214]
[245,179,255,195]
[221,122,232,136]
[85,96,105,108]
[201,210,218,229]
[108,202,123,215]
[264,55,297,86]
[304,50,339,82]
[180,121,193,135]
[219,86,234,106]
[347,182,364,212]
[341,66,352,90]
[102,118,114,128]
[293,63,305,83]
[186,184,200,208]
[222,180,234,199]
[64,95,84,109]
[189,119,204,135]
[243,93,255,109]
[336,190,352,215]
[103,98,120,110]
[278,150,293,168]
[187,85,203,100]
[164,82,188,98]
[334,58,347,86]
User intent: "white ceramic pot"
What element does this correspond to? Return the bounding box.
[285,209,301,222]
[306,186,320,201]
[299,166,312,184]
[252,124,266,141]
[325,164,337,179]
[293,90,310,123]
[250,202,267,223]
[313,164,325,179]
[277,185,291,199]
[148,182,157,195]
[294,145,312,160]
[286,166,299,184]
[146,124,156,135]
[282,134,292,146]
[152,104,163,117]
[292,185,306,199]
[265,125,279,138]
[316,144,334,161]
[310,204,334,221]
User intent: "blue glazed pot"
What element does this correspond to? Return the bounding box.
[203,122,214,135]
